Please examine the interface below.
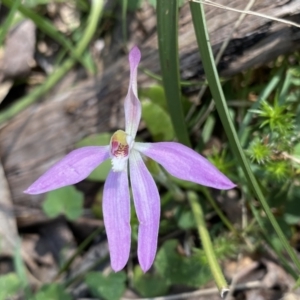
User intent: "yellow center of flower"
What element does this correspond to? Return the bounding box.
[110,130,132,172]
[110,130,129,157]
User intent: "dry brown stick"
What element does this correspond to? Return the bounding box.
[193,0,300,28]
[121,280,263,300]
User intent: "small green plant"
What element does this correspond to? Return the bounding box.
[247,98,298,182]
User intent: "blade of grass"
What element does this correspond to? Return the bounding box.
[0,0,21,45]
[189,1,300,273]
[122,0,128,45]
[249,202,298,279]
[279,68,292,105]
[0,0,103,125]
[2,0,91,71]
[157,0,191,146]
[238,67,283,140]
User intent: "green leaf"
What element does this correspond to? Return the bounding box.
[148,0,185,8]
[157,0,191,146]
[177,210,196,230]
[202,115,215,144]
[141,100,174,141]
[13,243,32,298]
[262,217,292,252]
[120,0,143,11]
[147,0,156,7]
[34,284,72,300]
[140,85,167,110]
[293,143,300,164]
[155,240,211,287]
[132,266,169,297]
[85,271,126,300]
[284,186,300,225]
[76,133,111,181]
[0,273,21,300]
[14,243,28,289]
[42,186,83,220]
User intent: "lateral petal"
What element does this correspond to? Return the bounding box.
[134,142,236,190]
[129,150,160,272]
[24,146,110,194]
[103,169,131,272]
[124,46,141,139]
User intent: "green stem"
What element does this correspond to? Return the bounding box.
[188,191,229,297]
[189,1,300,274]
[0,0,103,125]
[157,0,191,146]
[0,0,21,45]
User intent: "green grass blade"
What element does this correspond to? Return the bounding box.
[157,0,191,146]
[189,1,300,273]
[238,67,283,140]
[279,68,292,105]
[2,0,90,71]
[0,0,21,45]
[0,0,103,125]
[249,202,298,279]
[122,0,128,45]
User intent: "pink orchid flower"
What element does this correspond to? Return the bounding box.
[25,46,235,272]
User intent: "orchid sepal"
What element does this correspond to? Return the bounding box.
[24,146,110,194]
[134,142,236,190]
[124,46,141,139]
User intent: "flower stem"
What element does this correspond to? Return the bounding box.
[188,191,229,298]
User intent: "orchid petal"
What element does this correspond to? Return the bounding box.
[124,46,141,139]
[134,142,236,190]
[24,146,110,194]
[103,169,131,272]
[129,150,160,272]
